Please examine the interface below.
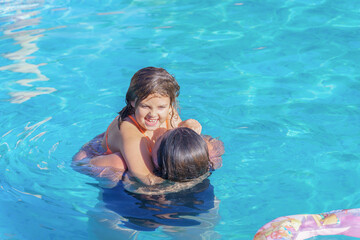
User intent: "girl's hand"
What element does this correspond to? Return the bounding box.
[178,119,202,134]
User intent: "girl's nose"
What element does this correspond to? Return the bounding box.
[148,109,157,117]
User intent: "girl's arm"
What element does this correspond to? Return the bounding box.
[171,108,202,134]
[119,121,164,185]
[178,119,202,134]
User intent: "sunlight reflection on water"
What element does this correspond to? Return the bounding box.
[0,0,58,103]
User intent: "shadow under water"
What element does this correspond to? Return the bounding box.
[88,179,221,240]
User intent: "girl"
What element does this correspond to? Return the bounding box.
[74,67,203,185]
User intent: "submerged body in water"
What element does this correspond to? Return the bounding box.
[87,172,221,239]
[73,129,224,239]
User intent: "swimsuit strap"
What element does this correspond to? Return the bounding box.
[128,115,146,134]
[128,115,152,153]
[104,120,114,155]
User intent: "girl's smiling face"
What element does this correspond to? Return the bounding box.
[132,94,171,132]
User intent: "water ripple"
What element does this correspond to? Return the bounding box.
[0,0,57,104]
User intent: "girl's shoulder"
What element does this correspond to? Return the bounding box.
[118,117,143,139]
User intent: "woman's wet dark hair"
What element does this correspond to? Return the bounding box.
[154,127,210,182]
[118,67,180,128]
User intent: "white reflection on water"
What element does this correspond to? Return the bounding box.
[15,116,52,147]
[0,0,57,103]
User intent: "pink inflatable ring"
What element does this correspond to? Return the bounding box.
[254,208,360,240]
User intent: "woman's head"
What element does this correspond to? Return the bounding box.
[153,127,210,182]
[119,67,180,126]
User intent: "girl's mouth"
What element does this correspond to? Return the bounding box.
[145,118,158,127]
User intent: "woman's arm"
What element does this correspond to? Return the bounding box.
[72,135,126,186]
[73,133,105,161]
[202,135,224,170]
[90,152,127,171]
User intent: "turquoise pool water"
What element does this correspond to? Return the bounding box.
[1,0,360,239]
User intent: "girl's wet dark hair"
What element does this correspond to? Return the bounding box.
[118,67,180,128]
[155,127,210,182]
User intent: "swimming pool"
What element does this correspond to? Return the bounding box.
[1,0,359,239]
